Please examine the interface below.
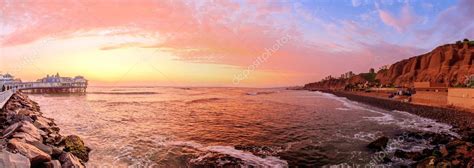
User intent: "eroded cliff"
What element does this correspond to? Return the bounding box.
[376,43,473,87]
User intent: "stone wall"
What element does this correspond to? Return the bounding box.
[412,91,448,107]
[448,88,474,110]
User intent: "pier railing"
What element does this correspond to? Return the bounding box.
[3,82,87,90]
[0,89,14,109]
[0,81,87,109]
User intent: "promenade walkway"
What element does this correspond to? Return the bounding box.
[0,90,14,109]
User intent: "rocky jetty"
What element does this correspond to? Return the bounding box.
[0,92,90,167]
[369,132,474,167]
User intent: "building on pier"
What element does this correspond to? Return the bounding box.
[1,73,88,94]
[37,73,87,84]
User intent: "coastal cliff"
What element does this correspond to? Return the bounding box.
[304,41,474,89]
[0,92,90,167]
[377,43,473,87]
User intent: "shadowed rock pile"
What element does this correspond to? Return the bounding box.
[0,92,90,168]
[368,132,474,167]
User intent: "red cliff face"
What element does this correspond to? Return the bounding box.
[304,42,474,90]
[376,43,473,87]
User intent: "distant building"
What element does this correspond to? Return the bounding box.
[0,73,22,91]
[0,73,15,83]
[37,73,87,85]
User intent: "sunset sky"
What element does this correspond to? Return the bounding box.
[1,0,473,87]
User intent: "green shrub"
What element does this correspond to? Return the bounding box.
[360,73,377,83]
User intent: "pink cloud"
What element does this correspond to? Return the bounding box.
[377,4,420,32]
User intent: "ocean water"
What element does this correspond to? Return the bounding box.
[28,87,456,167]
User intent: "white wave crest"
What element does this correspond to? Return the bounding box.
[165,141,289,168]
[314,91,458,137]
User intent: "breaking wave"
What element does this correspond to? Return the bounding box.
[314,91,458,137]
[186,98,222,104]
[164,141,289,167]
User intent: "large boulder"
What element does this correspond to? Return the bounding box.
[33,117,53,130]
[59,152,84,168]
[29,141,53,155]
[7,138,51,166]
[12,132,41,143]
[62,135,90,162]
[0,150,30,168]
[17,121,42,142]
[44,133,62,145]
[367,136,389,151]
[1,122,21,138]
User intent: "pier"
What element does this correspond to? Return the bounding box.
[1,82,87,94]
[0,73,87,109]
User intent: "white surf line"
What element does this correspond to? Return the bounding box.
[165,141,289,168]
[314,91,459,137]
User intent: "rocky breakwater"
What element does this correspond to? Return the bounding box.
[368,132,474,167]
[0,92,90,167]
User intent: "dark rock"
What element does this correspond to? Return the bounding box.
[0,150,31,168]
[62,135,89,162]
[1,122,21,139]
[58,152,84,168]
[437,160,452,167]
[382,157,392,164]
[394,150,423,161]
[429,134,451,145]
[50,126,60,132]
[439,145,448,157]
[33,117,52,130]
[367,136,389,151]
[447,139,465,151]
[44,133,62,146]
[42,160,61,168]
[51,146,64,159]
[421,148,434,156]
[415,156,436,168]
[29,141,53,155]
[451,159,461,166]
